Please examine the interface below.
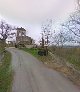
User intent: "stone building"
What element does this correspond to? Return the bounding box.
[16,27,33,46]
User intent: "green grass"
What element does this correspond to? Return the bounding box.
[0,41,5,52]
[0,51,12,92]
[20,48,52,64]
[20,48,39,57]
[0,46,4,52]
[49,47,80,70]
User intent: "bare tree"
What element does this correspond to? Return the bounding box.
[41,19,53,46]
[39,33,45,48]
[52,30,72,47]
[0,20,15,41]
[62,10,80,45]
[0,20,16,48]
[61,0,80,38]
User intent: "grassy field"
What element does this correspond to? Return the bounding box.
[49,47,80,70]
[0,51,12,92]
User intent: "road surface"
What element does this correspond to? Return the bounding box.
[7,48,80,92]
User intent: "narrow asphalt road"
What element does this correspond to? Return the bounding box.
[7,48,80,92]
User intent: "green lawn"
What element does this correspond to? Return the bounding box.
[0,51,12,92]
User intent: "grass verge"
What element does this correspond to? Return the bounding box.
[20,48,53,64]
[20,48,39,57]
[0,51,12,92]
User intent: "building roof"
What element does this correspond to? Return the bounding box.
[17,27,26,31]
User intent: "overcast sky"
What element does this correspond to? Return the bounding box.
[0,0,77,43]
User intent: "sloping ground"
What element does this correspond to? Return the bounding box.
[0,51,12,92]
[47,47,80,86]
[7,48,80,92]
[0,39,6,52]
[42,53,80,87]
